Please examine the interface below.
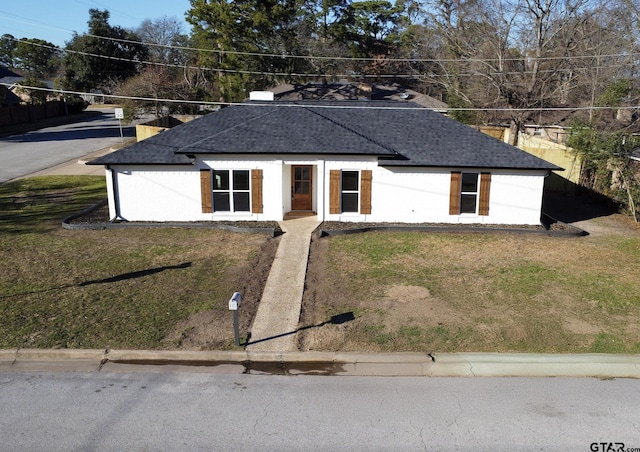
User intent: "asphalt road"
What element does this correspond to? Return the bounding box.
[0,108,135,184]
[0,371,638,451]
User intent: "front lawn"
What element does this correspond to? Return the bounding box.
[300,220,640,353]
[0,176,276,350]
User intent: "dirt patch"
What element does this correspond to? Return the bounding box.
[163,235,280,349]
[563,317,600,335]
[378,285,462,330]
[573,214,638,237]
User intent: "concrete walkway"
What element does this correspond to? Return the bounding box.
[247,216,320,352]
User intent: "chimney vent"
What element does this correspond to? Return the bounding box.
[249,91,275,101]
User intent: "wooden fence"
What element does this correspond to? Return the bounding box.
[0,101,67,127]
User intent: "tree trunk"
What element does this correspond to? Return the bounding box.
[508,118,520,147]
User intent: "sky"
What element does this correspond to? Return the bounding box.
[0,0,193,47]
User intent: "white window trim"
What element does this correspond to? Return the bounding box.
[341,169,360,214]
[460,172,479,215]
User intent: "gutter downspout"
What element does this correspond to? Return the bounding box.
[107,166,122,222]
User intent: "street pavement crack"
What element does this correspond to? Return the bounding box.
[253,402,271,433]
[419,426,427,452]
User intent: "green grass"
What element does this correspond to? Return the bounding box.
[0,176,107,234]
[316,230,640,353]
[0,176,268,350]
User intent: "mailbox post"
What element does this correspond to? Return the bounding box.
[228,292,242,347]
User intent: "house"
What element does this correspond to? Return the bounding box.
[0,67,24,106]
[272,82,449,112]
[88,97,561,225]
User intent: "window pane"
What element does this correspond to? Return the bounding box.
[342,171,359,191]
[213,193,230,211]
[461,173,478,192]
[302,167,310,179]
[460,194,477,213]
[342,193,358,212]
[294,181,310,194]
[295,167,302,179]
[233,170,249,190]
[233,192,250,211]
[213,170,229,190]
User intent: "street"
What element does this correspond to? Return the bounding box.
[0,371,638,451]
[0,108,135,183]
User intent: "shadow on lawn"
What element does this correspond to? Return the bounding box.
[243,311,356,347]
[1,263,192,299]
[79,262,192,286]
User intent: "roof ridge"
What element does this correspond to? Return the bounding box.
[302,104,400,157]
[179,105,277,153]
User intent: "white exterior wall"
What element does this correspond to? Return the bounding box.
[324,165,547,225]
[485,171,546,225]
[111,166,203,222]
[107,156,549,225]
[364,167,451,224]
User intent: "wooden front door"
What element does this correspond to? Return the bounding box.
[291,165,313,211]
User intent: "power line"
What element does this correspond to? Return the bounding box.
[2,11,640,65]
[6,36,638,81]
[88,33,640,64]
[3,82,638,113]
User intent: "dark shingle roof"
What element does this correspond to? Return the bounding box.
[0,67,24,105]
[89,100,560,171]
[0,67,23,82]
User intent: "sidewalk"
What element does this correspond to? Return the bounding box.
[247,216,321,352]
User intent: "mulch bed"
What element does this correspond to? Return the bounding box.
[65,200,585,236]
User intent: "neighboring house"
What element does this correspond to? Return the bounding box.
[272,82,448,112]
[88,97,561,225]
[10,79,57,104]
[0,67,24,105]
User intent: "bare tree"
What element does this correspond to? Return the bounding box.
[411,0,609,139]
[136,16,188,65]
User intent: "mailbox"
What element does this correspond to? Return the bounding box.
[229,292,242,311]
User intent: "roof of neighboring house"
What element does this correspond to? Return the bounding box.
[0,86,21,105]
[0,67,23,84]
[0,68,24,104]
[89,100,560,171]
[272,82,449,111]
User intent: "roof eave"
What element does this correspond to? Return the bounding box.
[379,161,563,171]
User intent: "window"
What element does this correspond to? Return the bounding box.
[449,171,491,216]
[341,170,359,213]
[212,169,250,212]
[460,172,479,214]
[329,169,372,215]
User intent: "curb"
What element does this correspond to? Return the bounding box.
[1,349,639,378]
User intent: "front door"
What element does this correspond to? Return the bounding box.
[291,165,313,211]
